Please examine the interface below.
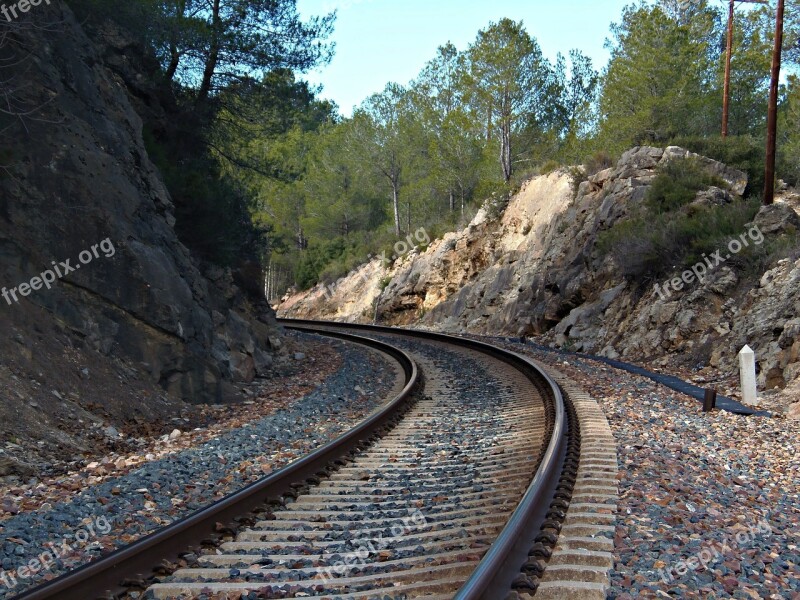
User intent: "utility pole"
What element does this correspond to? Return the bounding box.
[763,0,785,205]
[722,0,769,138]
[723,0,735,137]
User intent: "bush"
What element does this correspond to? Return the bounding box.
[584,151,613,177]
[645,157,725,214]
[565,152,614,199]
[539,159,562,175]
[597,157,762,282]
[567,166,587,198]
[669,135,764,198]
[597,200,761,281]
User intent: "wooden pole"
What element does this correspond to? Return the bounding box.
[723,0,735,137]
[763,0,785,205]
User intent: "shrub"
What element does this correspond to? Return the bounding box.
[567,165,587,198]
[584,151,613,177]
[539,159,562,175]
[566,152,614,199]
[596,156,765,282]
[645,157,725,214]
[669,135,764,198]
[597,199,761,281]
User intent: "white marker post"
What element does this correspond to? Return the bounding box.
[739,345,758,406]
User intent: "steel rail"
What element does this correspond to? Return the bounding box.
[14,330,418,600]
[278,319,569,598]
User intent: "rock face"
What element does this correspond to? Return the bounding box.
[279,146,800,412]
[0,4,279,404]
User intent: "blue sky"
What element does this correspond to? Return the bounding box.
[296,0,634,115]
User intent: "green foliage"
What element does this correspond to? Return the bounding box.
[596,157,766,282]
[720,7,773,138]
[70,0,335,104]
[598,2,722,153]
[295,237,349,289]
[778,75,800,187]
[669,135,764,197]
[466,18,554,183]
[644,158,725,213]
[597,199,761,281]
[539,160,562,175]
[68,0,800,298]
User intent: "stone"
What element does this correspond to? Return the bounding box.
[753,203,800,236]
[693,186,734,207]
[253,348,273,376]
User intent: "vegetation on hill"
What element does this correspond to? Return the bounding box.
[49,1,800,297]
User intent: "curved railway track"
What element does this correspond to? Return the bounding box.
[15,321,596,600]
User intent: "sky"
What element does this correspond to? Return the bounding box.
[295,0,634,116]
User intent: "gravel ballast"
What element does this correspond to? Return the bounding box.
[517,344,799,600]
[0,333,399,598]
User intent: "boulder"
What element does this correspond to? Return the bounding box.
[692,186,734,208]
[753,203,800,236]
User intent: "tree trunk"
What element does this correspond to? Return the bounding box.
[392,182,401,237]
[449,190,455,212]
[166,49,181,81]
[165,0,186,81]
[486,101,493,142]
[499,87,512,183]
[198,0,221,104]
[500,121,512,183]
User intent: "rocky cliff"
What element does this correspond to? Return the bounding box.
[279,146,800,415]
[0,2,282,466]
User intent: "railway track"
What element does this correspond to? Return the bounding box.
[15,321,617,600]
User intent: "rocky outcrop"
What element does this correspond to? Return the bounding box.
[0,4,279,405]
[279,146,800,413]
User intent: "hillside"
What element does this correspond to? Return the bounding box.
[0,3,283,472]
[278,146,800,417]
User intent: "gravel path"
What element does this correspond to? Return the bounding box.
[515,344,800,600]
[0,333,399,598]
